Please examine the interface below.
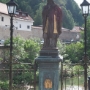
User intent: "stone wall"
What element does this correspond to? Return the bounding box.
[0,26,43,40]
[59,29,81,43]
[0,26,81,43]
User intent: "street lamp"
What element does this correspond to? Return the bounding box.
[6,0,17,90]
[80,0,90,90]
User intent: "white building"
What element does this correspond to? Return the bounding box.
[0,2,34,31]
[14,10,34,31]
[0,3,10,28]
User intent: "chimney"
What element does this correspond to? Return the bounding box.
[19,9,22,16]
[25,12,28,16]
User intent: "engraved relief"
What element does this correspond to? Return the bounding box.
[44,79,52,88]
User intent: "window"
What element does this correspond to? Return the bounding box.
[19,24,21,28]
[16,27,18,30]
[1,17,4,21]
[27,25,30,29]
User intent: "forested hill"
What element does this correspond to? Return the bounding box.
[0,0,83,29]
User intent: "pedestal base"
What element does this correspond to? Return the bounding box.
[35,49,62,90]
[40,48,59,58]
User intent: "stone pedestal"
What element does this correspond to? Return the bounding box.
[35,49,62,90]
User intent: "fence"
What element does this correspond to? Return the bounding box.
[60,62,90,90]
[0,62,37,90]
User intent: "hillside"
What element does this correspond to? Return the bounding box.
[0,0,83,29]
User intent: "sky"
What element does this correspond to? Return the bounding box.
[74,0,90,8]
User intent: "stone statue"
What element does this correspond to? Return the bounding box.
[42,0,62,49]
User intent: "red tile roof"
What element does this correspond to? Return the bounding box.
[71,26,81,32]
[0,3,34,22]
[15,10,34,22]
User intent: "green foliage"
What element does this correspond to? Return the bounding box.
[13,36,26,61]
[65,42,84,63]
[34,3,45,26]
[13,71,35,85]
[4,36,40,63]
[0,58,3,61]
[87,17,90,57]
[4,36,26,62]
[4,36,40,85]
[73,65,83,75]
[24,38,40,63]
[57,41,84,63]
[80,16,90,58]
[0,81,9,90]
[62,6,74,29]
[57,40,67,58]
[66,0,83,26]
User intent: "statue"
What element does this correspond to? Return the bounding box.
[42,0,62,49]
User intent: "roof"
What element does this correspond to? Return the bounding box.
[0,2,8,14]
[15,10,34,22]
[71,26,81,32]
[32,26,42,29]
[61,26,83,33]
[0,2,34,22]
[62,27,70,31]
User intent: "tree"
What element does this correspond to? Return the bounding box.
[57,40,67,59]
[34,3,45,26]
[4,36,26,63]
[62,6,74,29]
[65,42,83,63]
[87,17,90,57]
[13,38,40,85]
[66,0,83,26]
[24,38,40,63]
[4,36,40,85]
[80,16,90,58]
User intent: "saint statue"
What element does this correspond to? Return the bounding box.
[42,0,62,49]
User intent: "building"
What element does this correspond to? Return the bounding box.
[0,2,34,31]
[0,2,34,41]
[0,3,10,27]
[14,10,34,31]
[59,26,82,44]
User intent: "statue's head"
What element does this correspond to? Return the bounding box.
[47,0,54,4]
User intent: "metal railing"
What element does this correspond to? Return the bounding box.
[0,62,37,90]
[60,62,90,90]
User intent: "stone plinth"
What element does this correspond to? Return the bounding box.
[35,49,62,90]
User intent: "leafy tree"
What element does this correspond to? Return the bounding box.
[66,0,83,26]
[24,38,40,63]
[4,36,40,63]
[34,3,45,26]
[54,0,66,6]
[87,17,90,57]
[4,36,40,85]
[13,38,40,85]
[57,40,67,59]
[4,36,26,63]
[79,16,90,58]
[0,81,9,90]
[62,6,74,29]
[65,42,83,63]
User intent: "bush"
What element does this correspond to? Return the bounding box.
[0,81,9,90]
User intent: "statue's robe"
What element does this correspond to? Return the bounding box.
[42,3,62,48]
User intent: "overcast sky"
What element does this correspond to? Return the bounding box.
[74,0,90,8]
